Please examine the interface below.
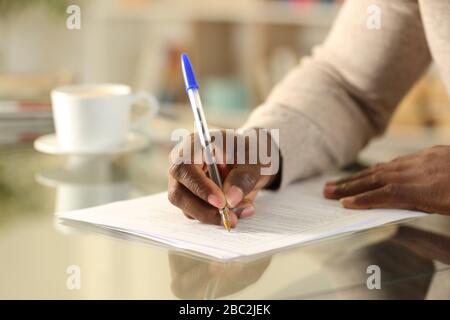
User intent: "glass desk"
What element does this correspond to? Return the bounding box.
[0,120,449,299]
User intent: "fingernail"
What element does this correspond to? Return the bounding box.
[232,204,253,217]
[240,205,255,218]
[340,197,354,207]
[231,207,244,217]
[325,180,337,186]
[324,185,336,195]
[226,186,243,208]
[207,194,223,208]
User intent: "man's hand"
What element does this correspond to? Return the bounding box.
[169,252,271,299]
[168,129,280,228]
[324,145,450,216]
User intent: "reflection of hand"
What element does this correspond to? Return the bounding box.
[390,226,450,265]
[324,146,450,216]
[169,252,271,299]
[168,129,281,228]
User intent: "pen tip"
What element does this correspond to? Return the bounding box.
[223,220,231,232]
[221,207,231,232]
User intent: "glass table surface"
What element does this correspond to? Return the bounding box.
[0,121,449,300]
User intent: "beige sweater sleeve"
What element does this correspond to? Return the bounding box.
[242,0,431,188]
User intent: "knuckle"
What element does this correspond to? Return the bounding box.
[168,144,182,165]
[168,162,188,181]
[190,183,210,201]
[384,183,400,196]
[338,183,349,193]
[371,173,383,186]
[236,167,259,192]
[168,162,179,178]
[168,185,184,207]
[423,151,438,162]
[389,162,402,171]
[168,147,176,164]
[373,163,384,171]
[169,164,210,201]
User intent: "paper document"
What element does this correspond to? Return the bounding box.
[58,175,425,260]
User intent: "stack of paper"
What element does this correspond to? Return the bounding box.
[58,176,425,260]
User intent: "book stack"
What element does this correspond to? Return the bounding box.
[0,72,72,146]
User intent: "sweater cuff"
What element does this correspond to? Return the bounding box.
[241,103,332,188]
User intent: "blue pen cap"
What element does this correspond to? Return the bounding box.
[181,53,199,91]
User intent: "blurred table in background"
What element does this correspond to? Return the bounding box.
[0,109,449,299]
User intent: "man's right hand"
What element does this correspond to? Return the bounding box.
[167,129,280,228]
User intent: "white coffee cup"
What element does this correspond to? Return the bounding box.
[51,83,158,152]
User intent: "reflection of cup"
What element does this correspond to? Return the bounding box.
[55,178,129,213]
[36,156,131,213]
[51,84,158,152]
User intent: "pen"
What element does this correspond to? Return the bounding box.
[180,53,232,232]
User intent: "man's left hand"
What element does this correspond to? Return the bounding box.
[324,145,450,216]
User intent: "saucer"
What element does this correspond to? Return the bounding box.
[34,131,149,155]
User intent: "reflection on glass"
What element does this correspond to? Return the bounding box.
[391,226,450,266]
[36,155,130,213]
[168,252,271,299]
[321,226,450,299]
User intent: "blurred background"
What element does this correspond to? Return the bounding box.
[0,0,449,149]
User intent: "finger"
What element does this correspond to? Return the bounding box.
[391,152,419,163]
[168,178,223,225]
[225,208,239,227]
[168,162,226,209]
[244,189,258,202]
[326,160,412,186]
[340,184,416,210]
[183,212,194,220]
[326,165,385,186]
[223,165,265,208]
[168,177,239,227]
[323,172,410,200]
[231,199,255,219]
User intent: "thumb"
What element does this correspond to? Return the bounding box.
[223,165,262,208]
